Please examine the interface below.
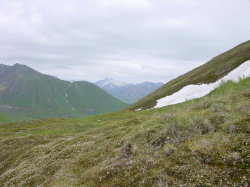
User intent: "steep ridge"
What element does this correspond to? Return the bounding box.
[0,64,126,122]
[155,60,250,108]
[127,40,250,110]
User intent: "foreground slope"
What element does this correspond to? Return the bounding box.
[0,77,249,186]
[127,40,250,110]
[0,64,126,122]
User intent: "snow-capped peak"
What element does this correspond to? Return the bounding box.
[95,78,129,88]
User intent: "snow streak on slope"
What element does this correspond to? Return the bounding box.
[154,60,250,108]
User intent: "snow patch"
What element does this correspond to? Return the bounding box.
[135,107,143,111]
[155,60,250,108]
[65,93,68,97]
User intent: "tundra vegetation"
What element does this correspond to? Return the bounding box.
[0,77,249,186]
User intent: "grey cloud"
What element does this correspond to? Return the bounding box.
[0,0,249,83]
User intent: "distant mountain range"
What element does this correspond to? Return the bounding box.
[0,64,127,122]
[128,40,250,111]
[95,78,163,104]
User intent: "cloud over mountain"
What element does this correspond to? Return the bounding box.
[0,0,249,83]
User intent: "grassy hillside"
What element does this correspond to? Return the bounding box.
[0,112,12,123]
[128,40,250,110]
[0,77,249,186]
[0,64,127,122]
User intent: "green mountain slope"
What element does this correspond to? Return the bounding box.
[0,64,126,122]
[0,76,249,186]
[127,40,250,110]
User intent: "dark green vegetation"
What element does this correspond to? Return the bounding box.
[128,40,250,110]
[0,77,249,186]
[0,64,127,122]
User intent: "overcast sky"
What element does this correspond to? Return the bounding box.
[0,0,249,83]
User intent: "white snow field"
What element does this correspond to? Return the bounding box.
[154,60,250,108]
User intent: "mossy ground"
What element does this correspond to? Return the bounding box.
[0,78,249,186]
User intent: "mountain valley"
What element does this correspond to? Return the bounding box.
[0,41,249,186]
